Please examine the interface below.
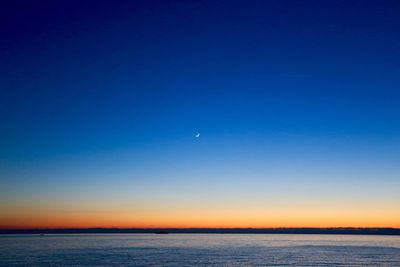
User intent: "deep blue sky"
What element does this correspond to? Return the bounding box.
[1,1,400,227]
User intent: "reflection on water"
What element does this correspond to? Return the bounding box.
[1,234,400,266]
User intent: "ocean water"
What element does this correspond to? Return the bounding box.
[1,234,400,266]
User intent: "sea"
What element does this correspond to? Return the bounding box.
[1,234,400,266]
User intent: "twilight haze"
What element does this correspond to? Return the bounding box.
[1,0,400,229]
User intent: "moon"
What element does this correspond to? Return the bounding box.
[195,133,200,138]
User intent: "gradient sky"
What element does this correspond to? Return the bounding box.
[1,0,400,228]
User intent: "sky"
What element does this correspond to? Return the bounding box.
[1,0,400,229]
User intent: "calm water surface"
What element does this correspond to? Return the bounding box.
[1,234,400,266]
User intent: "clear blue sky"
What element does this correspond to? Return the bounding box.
[1,0,400,228]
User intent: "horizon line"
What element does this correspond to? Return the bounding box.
[1,227,400,236]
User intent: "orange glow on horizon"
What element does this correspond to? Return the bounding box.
[2,198,399,229]
[1,212,399,229]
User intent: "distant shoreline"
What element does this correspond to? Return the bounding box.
[1,228,400,236]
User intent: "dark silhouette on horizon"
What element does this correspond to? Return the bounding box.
[1,227,399,236]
